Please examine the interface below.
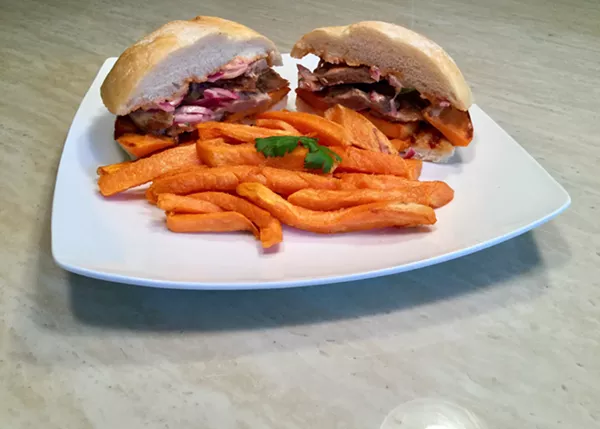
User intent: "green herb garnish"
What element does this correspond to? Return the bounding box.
[255,136,302,157]
[255,136,341,173]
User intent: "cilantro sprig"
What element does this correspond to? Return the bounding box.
[255,136,341,173]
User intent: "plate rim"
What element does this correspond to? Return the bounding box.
[53,198,569,290]
[51,56,571,290]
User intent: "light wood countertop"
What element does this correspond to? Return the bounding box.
[1,0,599,427]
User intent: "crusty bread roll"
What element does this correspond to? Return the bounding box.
[291,21,472,111]
[101,16,282,116]
[410,131,456,163]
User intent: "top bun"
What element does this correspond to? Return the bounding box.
[101,16,282,115]
[291,21,472,111]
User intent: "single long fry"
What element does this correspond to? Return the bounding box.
[259,167,340,195]
[255,119,301,134]
[196,140,336,173]
[166,212,259,238]
[146,166,210,205]
[154,164,208,181]
[98,143,201,197]
[336,173,436,190]
[197,140,264,167]
[116,133,176,158]
[361,112,419,140]
[423,105,473,147]
[189,192,282,248]
[237,182,436,233]
[288,183,454,210]
[196,122,294,143]
[147,166,342,202]
[97,161,132,176]
[147,165,260,202]
[257,110,350,146]
[329,146,422,179]
[325,104,398,155]
[198,139,415,178]
[156,194,224,214]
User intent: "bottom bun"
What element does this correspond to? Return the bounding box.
[407,130,455,163]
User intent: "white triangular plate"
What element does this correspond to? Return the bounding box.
[51,55,570,289]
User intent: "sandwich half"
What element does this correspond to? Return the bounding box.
[291,21,474,162]
[101,16,290,157]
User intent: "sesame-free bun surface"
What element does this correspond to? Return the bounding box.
[101,16,282,115]
[291,21,472,111]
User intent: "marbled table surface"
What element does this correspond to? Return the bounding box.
[1,0,598,427]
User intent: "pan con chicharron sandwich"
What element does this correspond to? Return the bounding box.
[291,21,474,162]
[100,16,290,157]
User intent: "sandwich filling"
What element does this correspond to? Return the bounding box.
[298,61,430,123]
[296,61,473,161]
[116,58,289,139]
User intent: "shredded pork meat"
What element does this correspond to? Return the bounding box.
[119,58,289,137]
[297,62,428,122]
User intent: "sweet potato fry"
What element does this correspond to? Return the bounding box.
[389,139,412,153]
[288,183,454,210]
[196,140,336,173]
[423,105,473,147]
[257,110,350,146]
[406,160,422,180]
[97,161,132,176]
[98,143,201,197]
[255,119,301,134]
[156,194,224,214]
[146,166,210,205]
[147,165,260,202]
[197,140,264,166]
[154,165,208,181]
[147,166,342,203]
[189,192,282,248]
[196,122,294,143]
[324,104,398,155]
[145,187,157,204]
[258,167,340,195]
[237,182,436,233]
[166,212,259,238]
[116,133,176,158]
[329,146,422,179]
[199,139,415,178]
[336,173,435,190]
[196,127,222,141]
[361,112,419,140]
[197,140,306,170]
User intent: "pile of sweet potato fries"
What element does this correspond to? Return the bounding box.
[97,105,454,249]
